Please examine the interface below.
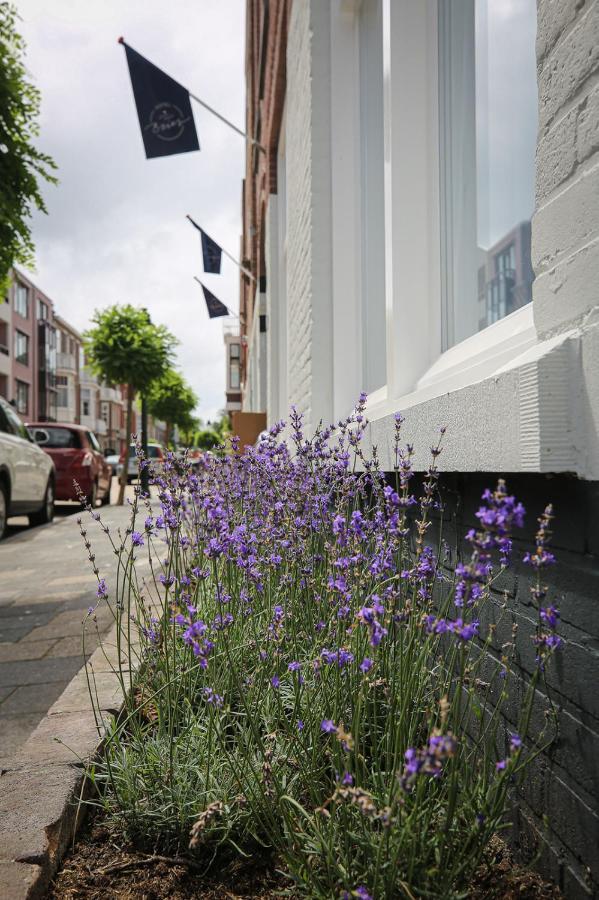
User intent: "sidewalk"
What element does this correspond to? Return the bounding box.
[0,481,140,760]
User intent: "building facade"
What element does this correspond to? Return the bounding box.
[5,269,58,422]
[240,1,599,895]
[53,314,82,425]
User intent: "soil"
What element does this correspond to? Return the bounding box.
[50,821,562,900]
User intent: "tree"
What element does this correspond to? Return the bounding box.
[146,368,198,447]
[83,305,177,504]
[0,2,57,294]
[194,412,231,451]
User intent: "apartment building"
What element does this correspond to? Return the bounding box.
[6,269,57,422]
[53,314,82,425]
[239,1,599,895]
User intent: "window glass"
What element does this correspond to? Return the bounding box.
[439,0,537,348]
[15,331,29,366]
[15,381,29,417]
[14,283,28,318]
[230,343,240,360]
[230,363,240,390]
[37,300,48,320]
[37,427,81,449]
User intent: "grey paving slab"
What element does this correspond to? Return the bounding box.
[0,485,146,760]
[0,681,69,716]
[0,640,56,663]
[0,655,84,689]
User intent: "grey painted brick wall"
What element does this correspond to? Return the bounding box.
[430,473,599,898]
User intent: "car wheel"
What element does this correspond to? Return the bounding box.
[29,477,55,527]
[0,481,8,541]
[87,480,98,508]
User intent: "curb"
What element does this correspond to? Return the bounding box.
[0,624,130,900]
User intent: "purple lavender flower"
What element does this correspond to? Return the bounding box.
[321,719,337,734]
[131,531,144,547]
[271,675,280,689]
[359,657,373,673]
[96,578,107,599]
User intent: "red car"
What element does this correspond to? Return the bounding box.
[27,423,112,506]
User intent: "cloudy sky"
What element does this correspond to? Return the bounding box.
[16,0,246,422]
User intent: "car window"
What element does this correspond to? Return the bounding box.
[38,427,81,449]
[87,431,102,453]
[128,444,162,458]
[1,401,31,441]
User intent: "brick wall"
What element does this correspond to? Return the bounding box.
[431,473,599,899]
[533,0,599,336]
[285,0,334,431]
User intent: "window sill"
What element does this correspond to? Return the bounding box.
[364,308,597,479]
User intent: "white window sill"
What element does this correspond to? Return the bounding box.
[364,306,597,479]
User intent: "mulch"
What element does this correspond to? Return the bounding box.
[49,821,563,899]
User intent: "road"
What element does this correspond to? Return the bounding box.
[0,479,137,762]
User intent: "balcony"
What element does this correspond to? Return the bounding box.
[57,352,77,371]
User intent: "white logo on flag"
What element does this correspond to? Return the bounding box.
[145,102,190,141]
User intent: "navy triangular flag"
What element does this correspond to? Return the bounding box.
[120,40,199,159]
[201,283,230,318]
[200,230,222,274]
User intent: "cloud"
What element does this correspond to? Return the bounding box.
[16,0,246,421]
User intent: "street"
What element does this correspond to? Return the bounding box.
[0,479,135,761]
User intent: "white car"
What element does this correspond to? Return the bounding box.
[117,443,165,483]
[0,397,56,539]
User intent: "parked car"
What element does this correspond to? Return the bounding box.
[103,448,121,473]
[28,423,111,507]
[0,397,55,540]
[117,442,165,483]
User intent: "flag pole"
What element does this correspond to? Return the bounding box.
[118,37,266,154]
[193,276,239,319]
[187,215,256,282]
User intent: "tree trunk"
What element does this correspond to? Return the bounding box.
[117,386,133,506]
[165,421,172,448]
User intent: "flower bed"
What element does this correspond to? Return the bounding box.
[78,397,562,899]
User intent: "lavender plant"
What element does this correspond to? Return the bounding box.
[82,396,561,899]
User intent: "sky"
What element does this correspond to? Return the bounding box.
[15,0,246,422]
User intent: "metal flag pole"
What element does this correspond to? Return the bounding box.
[118,37,266,154]
[187,215,256,282]
[193,276,239,318]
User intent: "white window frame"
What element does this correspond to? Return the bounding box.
[363,0,536,422]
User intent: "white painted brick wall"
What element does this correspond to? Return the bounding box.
[286,0,314,427]
[533,0,599,337]
[285,0,334,432]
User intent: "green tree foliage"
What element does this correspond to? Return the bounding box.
[194,412,231,451]
[83,305,177,503]
[0,2,57,293]
[146,368,198,446]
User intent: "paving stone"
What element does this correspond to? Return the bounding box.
[51,666,124,715]
[13,709,104,768]
[47,574,95,587]
[0,641,56,664]
[0,765,83,865]
[0,602,62,619]
[0,615,55,643]
[0,682,70,717]
[0,656,83,689]
[0,714,42,759]
[0,860,41,900]
[0,687,15,704]
[21,608,111,643]
[46,634,98,659]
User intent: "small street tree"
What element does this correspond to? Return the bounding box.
[83,305,177,505]
[146,368,198,447]
[0,2,57,293]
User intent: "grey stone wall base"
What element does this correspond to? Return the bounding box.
[0,625,126,900]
